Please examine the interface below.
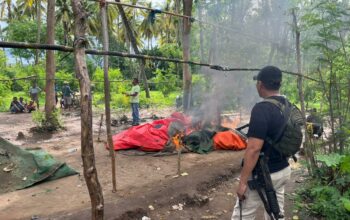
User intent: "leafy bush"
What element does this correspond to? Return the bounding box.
[31,111,46,128]
[151,68,179,97]
[31,109,63,131]
[296,183,350,220]
[295,153,350,219]
[92,67,125,93]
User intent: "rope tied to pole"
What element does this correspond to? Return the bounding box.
[73,36,88,48]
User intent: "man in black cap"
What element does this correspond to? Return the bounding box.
[231,66,291,219]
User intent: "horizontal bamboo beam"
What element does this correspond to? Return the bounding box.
[0,75,36,81]
[0,41,319,82]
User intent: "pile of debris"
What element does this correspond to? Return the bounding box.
[112,112,247,154]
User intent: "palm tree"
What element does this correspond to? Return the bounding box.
[0,0,13,21]
[116,0,150,97]
[56,0,73,45]
[158,0,177,45]
[138,2,159,49]
[112,0,145,51]
[13,0,46,64]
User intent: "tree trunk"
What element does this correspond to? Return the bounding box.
[182,0,192,111]
[292,9,315,175]
[100,1,117,192]
[198,1,204,63]
[115,0,150,98]
[71,1,104,219]
[44,0,58,128]
[35,0,42,65]
[175,0,182,47]
[63,21,69,45]
[7,1,12,21]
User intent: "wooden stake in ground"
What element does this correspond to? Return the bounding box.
[100,0,117,193]
[72,1,104,219]
[172,133,184,176]
[177,149,182,176]
[97,114,104,142]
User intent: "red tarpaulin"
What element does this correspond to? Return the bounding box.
[112,112,247,152]
[112,113,190,151]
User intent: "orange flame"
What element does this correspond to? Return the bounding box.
[172,132,184,150]
[221,116,240,129]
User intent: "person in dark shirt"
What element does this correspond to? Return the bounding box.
[306,108,323,138]
[62,81,73,109]
[231,66,291,219]
[10,97,25,113]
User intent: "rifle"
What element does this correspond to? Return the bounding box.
[247,153,283,220]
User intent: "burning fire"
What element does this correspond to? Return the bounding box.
[221,116,240,129]
[172,132,184,150]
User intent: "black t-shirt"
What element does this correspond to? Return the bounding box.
[247,96,289,173]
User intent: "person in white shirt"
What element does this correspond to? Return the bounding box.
[29,83,41,109]
[123,78,141,126]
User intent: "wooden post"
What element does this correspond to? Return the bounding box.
[97,114,104,142]
[100,0,117,193]
[177,149,182,176]
[72,1,104,219]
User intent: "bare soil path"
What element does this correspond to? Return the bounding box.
[0,108,301,220]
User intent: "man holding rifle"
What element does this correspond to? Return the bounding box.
[232,66,292,220]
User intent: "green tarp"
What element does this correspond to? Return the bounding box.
[0,137,77,194]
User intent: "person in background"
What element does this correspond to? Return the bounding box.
[306,108,323,138]
[19,97,29,112]
[29,83,41,109]
[26,100,36,113]
[232,66,291,219]
[62,81,73,109]
[123,78,140,126]
[10,97,25,113]
[55,83,59,106]
[19,97,26,106]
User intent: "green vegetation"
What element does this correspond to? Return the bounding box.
[31,109,63,131]
[295,154,350,219]
[1,0,350,218]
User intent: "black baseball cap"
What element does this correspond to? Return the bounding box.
[253,66,282,86]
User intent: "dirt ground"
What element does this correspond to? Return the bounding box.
[0,107,303,220]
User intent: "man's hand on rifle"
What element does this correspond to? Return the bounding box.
[236,137,264,201]
[237,181,247,201]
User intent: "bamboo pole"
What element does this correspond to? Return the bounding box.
[100,0,117,193]
[0,75,36,81]
[72,0,104,219]
[0,41,319,82]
